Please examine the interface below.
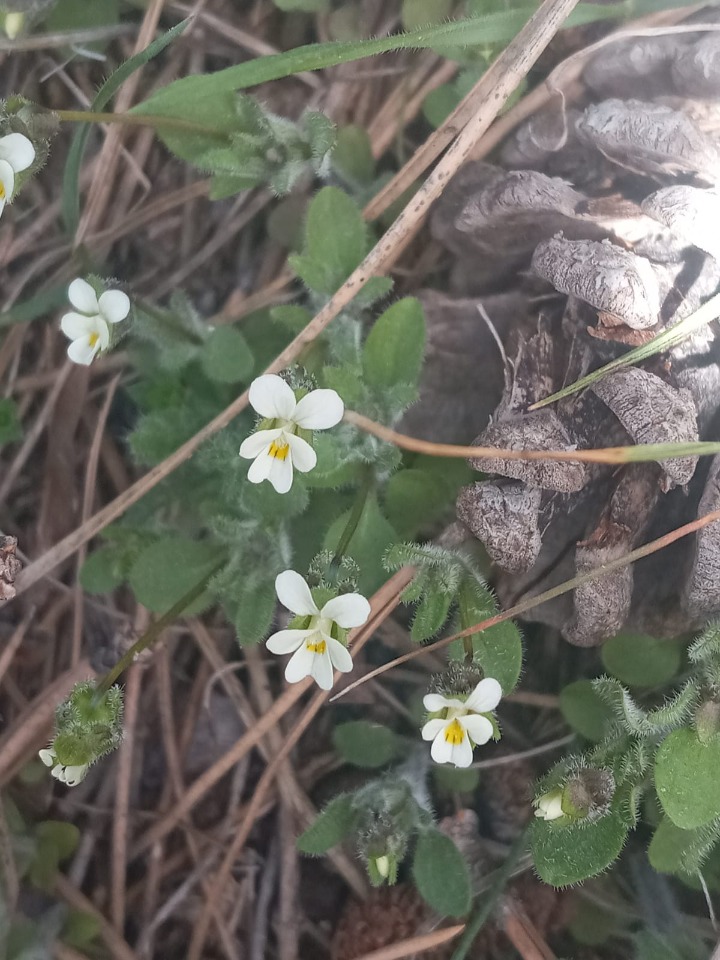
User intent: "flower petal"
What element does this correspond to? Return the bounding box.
[0,159,14,203]
[267,453,294,494]
[430,728,454,764]
[63,764,88,787]
[284,644,314,684]
[266,629,310,654]
[247,448,275,484]
[462,714,494,747]
[0,132,35,172]
[310,649,334,690]
[326,636,353,673]
[68,278,99,314]
[286,433,317,473]
[465,677,502,713]
[421,718,447,741]
[293,389,344,430]
[99,288,130,324]
[321,592,371,629]
[67,336,101,366]
[239,428,282,460]
[423,693,462,713]
[60,311,96,341]
[0,197,5,219]
[275,570,318,616]
[450,736,474,768]
[39,749,55,767]
[248,374,296,420]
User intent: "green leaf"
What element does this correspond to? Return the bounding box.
[402,0,453,30]
[62,18,189,233]
[61,910,102,951]
[384,468,449,539]
[323,495,397,594]
[531,813,629,887]
[79,546,124,594]
[227,578,277,646]
[363,297,425,390]
[432,765,480,794]
[568,898,619,946]
[655,728,720,829]
[0,398,22,445]
[412,828,471,917]
[411,588,454,643]
[451,580,523,695]
[200,326,254,384]
[333,124,375,184]
[128,537,224,613]
[28,820,80,889]
[648,816,700,875]
[46,0,118,32]
[601,632,682,688]
[332,721,400,768]
[289,186,369,295]
[560,680,613,742]
[297,794,359,854]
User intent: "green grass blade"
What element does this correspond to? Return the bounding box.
[531,291,720,410]
[131,3,644,119]
[61,18,189,235]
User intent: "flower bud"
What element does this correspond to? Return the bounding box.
[563,768,615,821]
[39,682,124,787]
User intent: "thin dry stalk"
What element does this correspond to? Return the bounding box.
[13,0,581,601]
[72,374,122,666]
[0,612,33,686]
[353,926,465,960]
[501,899,558,960]
[111,661,144,932]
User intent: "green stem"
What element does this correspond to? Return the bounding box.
[95,558,225,695]
[331,468,374,569]
[56,108,221,137]
[450,827,530,960]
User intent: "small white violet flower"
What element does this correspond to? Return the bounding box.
[534,788,565,821]
[266,569,370,690]
[60,278,130,365]
[39,747,89,787]
[0,132,34,218]
[421,677,502,768]
[239,374,344,494]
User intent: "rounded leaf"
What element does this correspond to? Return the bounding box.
[412,828,471,917]
[655,728,720,829]
[602,632,682,688]
[531,814,628,887]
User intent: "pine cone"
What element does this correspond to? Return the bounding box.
[418,8,720,646]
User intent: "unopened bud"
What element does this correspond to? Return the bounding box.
[4,12,25,38]
[563,768,614,821]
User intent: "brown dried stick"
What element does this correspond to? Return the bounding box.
[344,410,717,466]
[14,0,581,601]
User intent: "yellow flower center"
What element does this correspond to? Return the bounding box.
[307,638,327,654]
[88,332,100,348]
[269,439,290,460]
[0,182,5,201]
[444,718,465,745]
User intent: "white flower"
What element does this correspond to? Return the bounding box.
[534,788,565,821]
[39,747,89,787]
[0,132,34,218]
[60,278,130,365]
[239,374,344,494]
[266,569,370,690]
[421,677,502,768]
